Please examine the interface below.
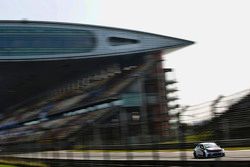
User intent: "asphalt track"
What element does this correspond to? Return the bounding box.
[7,150,250,161]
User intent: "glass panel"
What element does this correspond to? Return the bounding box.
[0,26,96,56]
[122,93,142,107]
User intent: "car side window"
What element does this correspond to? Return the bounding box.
[200,145,204,149]
[196,145,200,149]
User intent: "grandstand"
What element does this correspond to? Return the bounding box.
[0,21,193,153]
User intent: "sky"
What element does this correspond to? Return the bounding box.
[0,0,250,106]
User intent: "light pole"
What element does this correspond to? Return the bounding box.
[211,95,224,140]
[177,106,189,161]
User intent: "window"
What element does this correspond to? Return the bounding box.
[0,26,96,56]
[108,37,138,46]
[132,112,140,121]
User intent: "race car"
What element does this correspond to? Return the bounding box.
[193,142,225,158]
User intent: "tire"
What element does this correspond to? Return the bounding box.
[202,151,206,158]
[193,151,198,159]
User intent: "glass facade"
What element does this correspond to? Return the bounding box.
[0,26,96,56]
[122,93,142,107]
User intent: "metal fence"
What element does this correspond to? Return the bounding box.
[0,89,250,166]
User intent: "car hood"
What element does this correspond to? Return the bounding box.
[206,147,222,151]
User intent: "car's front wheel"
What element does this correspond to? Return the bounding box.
[202,151,207,158]
[193,151,198,159]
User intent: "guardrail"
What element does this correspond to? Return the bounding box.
[1,157,250,167]
[2,138,250,155]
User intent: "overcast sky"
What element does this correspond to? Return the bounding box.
[0,0,249,106]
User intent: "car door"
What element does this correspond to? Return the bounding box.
[196,144,204,157]
[194,145,200,156]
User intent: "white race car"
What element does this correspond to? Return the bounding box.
[193,142,225,158]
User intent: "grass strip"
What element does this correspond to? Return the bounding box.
[0,159,47,167]
[0,164,18,167]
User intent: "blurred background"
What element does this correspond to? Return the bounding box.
[0,0,250,166]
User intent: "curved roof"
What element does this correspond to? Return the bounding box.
[0,21,194,111]
[0,20,194,61]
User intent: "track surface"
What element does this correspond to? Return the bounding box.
[7,150,250,161]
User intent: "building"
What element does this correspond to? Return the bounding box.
[0,21,193,151]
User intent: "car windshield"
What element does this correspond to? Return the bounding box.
[203,143,218,148]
